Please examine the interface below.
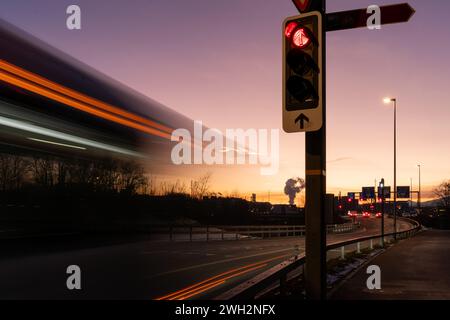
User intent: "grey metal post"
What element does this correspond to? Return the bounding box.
[394,98,397,240]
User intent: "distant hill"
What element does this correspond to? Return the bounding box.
[417,197,448,207]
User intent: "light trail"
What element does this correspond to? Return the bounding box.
[0,60,172,140]
[27,137,87,150]
[0,114,143,157]
[155,253,290,300]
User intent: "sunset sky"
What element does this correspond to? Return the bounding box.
[1,0,449,203]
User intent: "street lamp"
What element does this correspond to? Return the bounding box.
[379,178,385,247]
[417,164,421,212]
[384,97,397,238]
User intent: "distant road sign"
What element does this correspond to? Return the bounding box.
[378,186,391,199]
[362,187,375,200]
[326,3,415,32]
[397,186,410,199]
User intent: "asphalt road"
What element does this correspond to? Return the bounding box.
[0,217,411,300]
[331,230,450,300]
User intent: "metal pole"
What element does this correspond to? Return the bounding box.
[304,0,326,301]
[382,197,385,247]
[380,179,385,247]
[393,99,397,239]
[418,164,421,212]
[410,178,413,210]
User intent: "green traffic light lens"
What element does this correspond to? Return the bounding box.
[287,76,312,102]
[287,76,317,102]
[287,49,319,76]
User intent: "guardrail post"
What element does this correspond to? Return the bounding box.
[340,246,345,260]
[369,239,373,250]
[221,228,224,241]
[357,242,361,254]
[190,226,193,242]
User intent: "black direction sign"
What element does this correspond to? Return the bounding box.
[295,113,310,130]
[326,3,415,32]
[362,187,375,200]
[397,186,411,199]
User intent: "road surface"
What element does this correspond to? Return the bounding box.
[0,217,411,300]
[331,230,450,300]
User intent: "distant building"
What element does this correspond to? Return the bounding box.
[271,204,300,215]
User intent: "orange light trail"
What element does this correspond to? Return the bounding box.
[155,253,290,300]
[0,59,173,139]
[176,264,268,300]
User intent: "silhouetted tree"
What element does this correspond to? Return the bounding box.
[30,157,57,187]
[0,154,29,191]
[434,180,450,208]
[190,172,212,199]
[117,161,148,195]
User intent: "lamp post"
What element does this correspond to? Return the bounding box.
[418,164,421,212]
[384,97,397,238]
[410,177,413,210]
[379,178,385,247]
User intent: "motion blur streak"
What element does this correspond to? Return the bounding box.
[0,60,174,135]
[0,114,143,157]
[176,264,268,300]
[176,280,227,301]
[27,137,87,150]
[156,254,289,300]
[0,67,172,140]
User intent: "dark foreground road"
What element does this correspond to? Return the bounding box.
[0,218,409,300]
[332,230,450,300]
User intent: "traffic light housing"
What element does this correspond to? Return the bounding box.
[283,12,323,133]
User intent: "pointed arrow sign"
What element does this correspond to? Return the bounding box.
[295,113,310,130]
[326,3,415,32]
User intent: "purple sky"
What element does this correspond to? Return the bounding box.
[1,0,449,202]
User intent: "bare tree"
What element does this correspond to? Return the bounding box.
[117,161,148,195]
[160,179,188,196]
[30,157,57,188]
[190,172,212,199]
[146,174,157,196]
[0,154,29,191]
[434,180,450,208]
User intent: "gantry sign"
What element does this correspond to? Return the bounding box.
[284,0,415,301]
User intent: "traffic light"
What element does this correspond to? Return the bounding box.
[283,12,322,113]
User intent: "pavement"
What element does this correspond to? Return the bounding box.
[331,230,450,300]
[0,217,410,300]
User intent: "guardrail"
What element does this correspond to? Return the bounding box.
[215,217,420,300]
[146,222,360,241]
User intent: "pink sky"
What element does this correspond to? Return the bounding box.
[1,0,449,203]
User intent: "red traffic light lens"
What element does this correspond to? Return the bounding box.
[285,22,298,38]
[292,28,311,48]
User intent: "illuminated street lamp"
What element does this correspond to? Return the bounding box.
[384,97,398,238]
[418,164,421,212]
[379,178,385,247]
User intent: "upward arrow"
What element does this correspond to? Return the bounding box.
[295,113,309,130]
